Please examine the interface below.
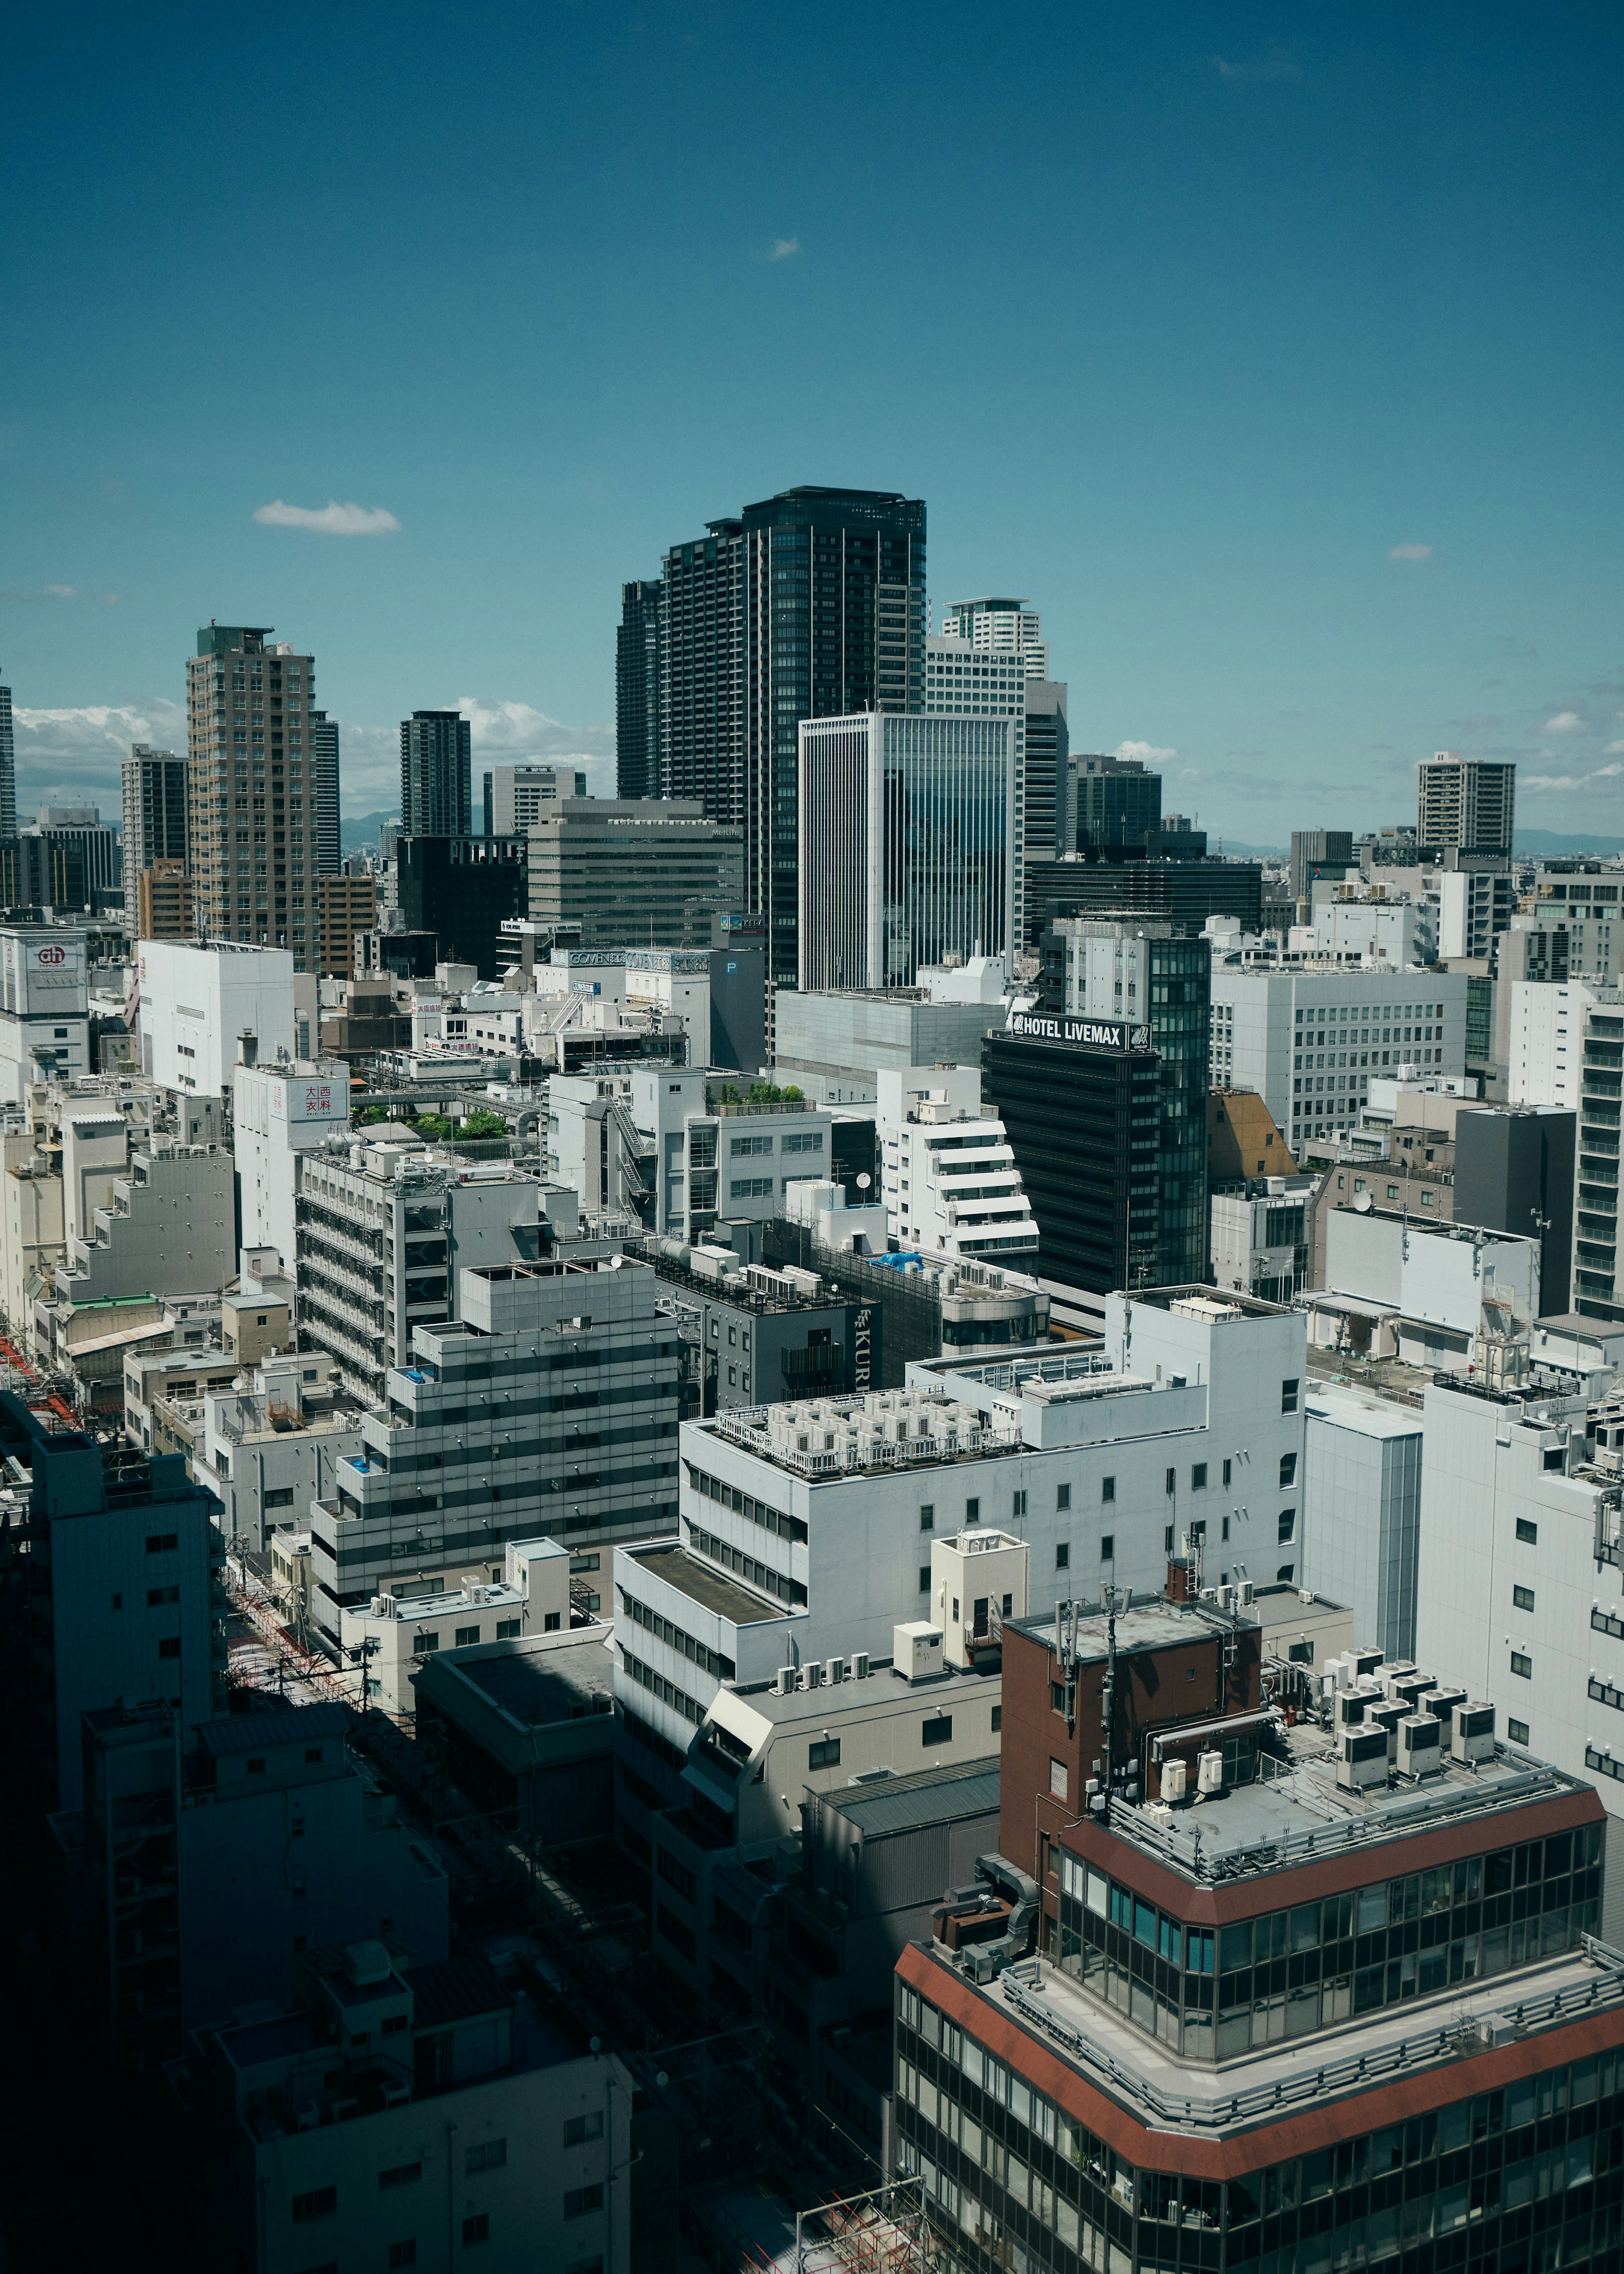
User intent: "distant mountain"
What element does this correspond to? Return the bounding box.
[1515,830,1624,857]
[1217,840,1286,858]
[340,810,401,851]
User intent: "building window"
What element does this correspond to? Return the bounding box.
[1516,1519,1538,1545]
[919,1505,934,1531]
[922,1714,953,1747]
[1278,1509,1296,1544]
[292,2187,338,2221]
[389,2245,417,2270]
[562,2116,602,2147]
[455,1625,480,1647]
[1164,1525,1174,1553]
[1102,1476,1116,1503]
[1276,1563,1295,1582]
[145,1532,178,1554]
[379,2164,422,2189]
[1508,1718,1530,1745]
[1543,1445,1566,1472]
[919,1565,931,1594]
[463,2212,492,2243]
[965,1497,980,1524]
[1055,1543,1070,1570]
[1100,1535,1115,1562]
[1164,1467,1176,1495]
[1278,1452,1298,1487]
[564,2187,604,2219]
[809,1737,841,1770]
[1056,1482,1071,1511]
[1513,1585,1535,1612]
[1049,1758,1068,1799]
[1012,1489,1027,1518]
[496,1618,521,1639]
[1511,1651,1533,1679]
[1191,1463,1207,1490]
[1281,1379,1300,1414]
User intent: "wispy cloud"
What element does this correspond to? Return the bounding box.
[1595,763,1624,780]
[253,499,401,536]
[1115,739,1177,766]
[0,582,80,603]
[1388,543,1432,562]
[768,236,800,262]
[1210,48,1301,83]
[1545,710,1583,732]
[1522,774,1585,792]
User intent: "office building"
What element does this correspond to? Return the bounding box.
[1301,1379,1424,1661]
[1526,863,1624,982]
[0,1395,221,1814]
[399,708,472,836]
[1210,965,1468,1152]
[309,1255,679,1648]
[305,706,340,875]
[798,711,1015,989]
[640,486,927,986]
[924,634,1029,940]
[32,808,118,901]
[395,832,527,980]
[482,762,587,835]
[136,857,194,941]
[1506,981,1624,1321]
[234,1058,351,1265]
[296,1134,557,1404]
[1418,750,1516,857]
[1073,753,1160,854]
[532,941,764,1071]
[773,960,1007,1092]
[876,1064,1039,1265]
[1023,850,1262,945]
[527,798,743,952]
[0,674,14,836]
[122,744,190,929]
[1025,917,1212,1299]
[0,924,90,1101]
[1023,680,1070,860]
[187,1943,633,2274]
[897,1595,1619,2274]
[614,1291,1308,1846]
[1418,1374,1624,1933]
[185,625,322,962]
[1288,826,1355,901]
[615,574,663,799]
[1308,884,1435,966]
[1210,1171,1316,1303]
[632,1232,881,1414]
[178,1348,364,1557]
[137,938,304,1097]
[940,596,1048,679]
[311,870,376,978]
[1454,1103,1577,1314]
[411,1615,618,1846]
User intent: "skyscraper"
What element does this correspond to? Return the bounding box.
[924,634,1028,943]
[631,486,927,987]
[121,744,189,929]
[399,709,471,836]
[615,577,662,799]
[940,595,1048,680]
[1074,752,1162,852]
[482,764,587,835]
[0,675,15,838]
[1418,751,1516,858]
[306,709,340,875]
[185,626,321,964]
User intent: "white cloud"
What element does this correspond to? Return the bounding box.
[11,698,187,814]
[1522,774,1584,791]
[768,237,800,261]
[0,582,81,603]
[1388,543,1432,562]
[334,698,619,813]
[1544,710,1583,732]
[252,499,401,536]
[1114,739,1177,766]
[1210,48,1300,82]
[1594,763,1624,779]
[1606,740,1624,755]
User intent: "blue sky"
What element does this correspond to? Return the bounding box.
[3,1,1621,843]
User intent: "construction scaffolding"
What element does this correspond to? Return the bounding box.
[793,2178,937,2274]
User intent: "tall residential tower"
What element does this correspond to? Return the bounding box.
[0,674,14,838]
[185,626,322,963]
[399,709,472,836]
[121,744,189,931]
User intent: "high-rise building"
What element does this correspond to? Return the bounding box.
[394,832,528,979]
[798,712,1015,989]
[305,707,340,875]
[1073,751,1162,852]
[481,763,587,835]
[1289,826,1355,901]
[136,858,194,941]
[185,626,322,967]
[35,808,118,901]
[311,871,377,978]
[637,486,926,986]
[1418,751,1516,858]
[399,708,472,836]
[0,674,14,837]
[121,744,189,928]
[924,635,1029,942]
[1023,682,1070,861]
[876,1064,1038,1265]
[526,798,743,952]
[940,596,1048,680]
[615,576,662,799]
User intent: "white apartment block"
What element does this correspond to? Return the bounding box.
[613,1289,1307,1837]
[1309,891,1435,967]
[1416,1376,1624,1939]
[875,1063,1037,1265]
[940,596,1049,681]
[1208,965,1468,1152]
[234,1057,351,1265]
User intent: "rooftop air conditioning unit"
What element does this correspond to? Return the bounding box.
[1337,1726,1389,1793]
[1350,1646,1383,1681]
[1396,1714,1443,1780]
[1391,1671,1435,1713]
[1380,1660,1418,1700]
[1452,1703,1497,1764]
[294,2103,320,2131]
[1215,1585,1235,1613]
[1235,1580,1255,1609]
[1160,1758,1188,1803]
[802,1662,822,1691]
[1427,1686,1469,1738]
[1322,1654,1352,1693]
[1196,1749,1224,1797]
[852,1652,870,1680]
[1142,1801,1174,1829]
[1334,1689,1368,1730]
[1367,1701,1405,1758]
[380,2082,411,2108]
[825,1657,844,1686]
[775,1666,796,1696]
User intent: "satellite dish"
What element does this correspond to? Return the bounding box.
[856,1173,871,1190]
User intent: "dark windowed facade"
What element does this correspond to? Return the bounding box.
[615,577,663,800]
[1075,753,1161,853]
[399,710,472,837]
[394,834,527,979]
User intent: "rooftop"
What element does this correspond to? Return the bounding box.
[628,1540,786,1626]
[822,1756,1001,1839]
[707,1387,1019,1478]
[1007,1598,1243,1668]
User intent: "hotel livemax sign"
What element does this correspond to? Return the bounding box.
[1007,1012,1154,1054]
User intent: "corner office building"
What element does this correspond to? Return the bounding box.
[895,1593,1624,2274]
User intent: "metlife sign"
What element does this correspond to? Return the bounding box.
[1007,1011,1153,1054]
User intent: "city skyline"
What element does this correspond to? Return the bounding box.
[3,6,1622,839]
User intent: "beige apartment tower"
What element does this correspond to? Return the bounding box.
[1418,751,1516,858]
[186,626,332,970]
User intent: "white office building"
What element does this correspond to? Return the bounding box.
[875,1064,1037,1264]
[1309,890,1435,968]
[926,632,1029,944]
[483,761,586,835]
[1210,1172,1316,1304]
[798,709,1016,991]
[1309,1206,1542,1375]
[233,1058,351,1265]
[613,1289,1308,1838]
[0,927,89,1101]
[138,939,314,1097]
[1301,1380,1424,1661]
[1506,976,1607,1111]
[1415,1376,1624,1938]
[939,596,1049,681]
[1208,965,1469,1151]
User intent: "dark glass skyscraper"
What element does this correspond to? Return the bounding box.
[622,486,926,987]
[307,709,340,874]
[399,710,471,836]
[1075,752,1161,852]
[615,578,662,799]
[0,676,15,839]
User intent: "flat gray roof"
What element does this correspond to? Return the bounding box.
[823,1757,1001,1839]
[630,1541,785,1626]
